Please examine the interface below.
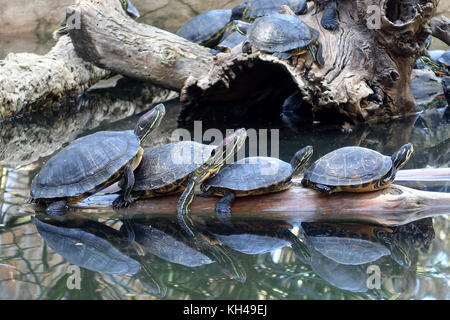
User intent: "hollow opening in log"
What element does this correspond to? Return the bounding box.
[384,0,417,24]
[179,58,299,127]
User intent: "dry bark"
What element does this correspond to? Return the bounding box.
[0,35,109,120]
[429,16,450,46]
[67,0,214,91]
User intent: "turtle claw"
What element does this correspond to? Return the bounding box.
[112,195,133,208]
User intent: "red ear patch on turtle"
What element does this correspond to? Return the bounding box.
[222,134,236,146]
[142,109,156,120]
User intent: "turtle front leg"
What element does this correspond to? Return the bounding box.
[215,190,236,215]
[321,1,339,30]
[45,200,68,216]
[113,164,135,208]
[313,183,334,194]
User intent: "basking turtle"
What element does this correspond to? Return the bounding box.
[176,9,232,47]
[216,31,248,52]
[438,50,450,68]
[311,0,340,30]
[123,216,247,282]
[131,129,247,215]
[201,145,313,214]
[301,143,414,194]
[55,0,140,37]
[30,104,165,214]
[243,13,324,66]
[238,0,308,21]
[415,55,449,76]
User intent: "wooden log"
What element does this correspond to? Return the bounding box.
[429,16,450,46]
[67,0,214,91]
[179,0,438,124]
[0,35,109,120]
[77,181,450,227]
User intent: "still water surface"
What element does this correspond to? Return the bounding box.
[0,76,448,299]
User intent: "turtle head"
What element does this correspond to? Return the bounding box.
[208,128,247,171]
[120,0,141,19]
[391,143,414,171]
[290,145,313,176]
[134,103,166,142]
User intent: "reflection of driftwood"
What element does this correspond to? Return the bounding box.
[77,181,450,227]
[67,0,438,124]
[0,76,177,169]
[429,16,450,46]
[0,36,108,120]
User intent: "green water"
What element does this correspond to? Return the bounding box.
[0,76,449,299]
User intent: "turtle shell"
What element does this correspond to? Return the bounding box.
[217,31,247,51]
[247,13,319,54]
[303,147,392,187]
[438,50,450,67]
[204,156,292,191]
[31,131,140,199]
[245,0,307,19]
[176,9,232,45]
[133,141,215,191]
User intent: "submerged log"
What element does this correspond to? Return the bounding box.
[0,35,109,120]
[76,180,450,227]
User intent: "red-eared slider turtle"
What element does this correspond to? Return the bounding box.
[176,9,233,47]
[217,31,248,52]
[243,13,324,66]
[237,0,308,21]
[310,0,340,30]
[30,104,165,214]
[301,143,414,194]
[122,216,247,282]
[131,129,247,216]
[201,145,313,214]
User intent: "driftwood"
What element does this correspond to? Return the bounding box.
[76,174,450,227]
[67,0,438,125]
[429,16,450,46]
[0,36,109,120]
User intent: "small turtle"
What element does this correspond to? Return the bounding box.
[216,31,248,52]
[301,143,414,194]
[177,9,232,47]
[30,104,165,214]
[239,0,308,21]
[415,55,449,76]
[311,0,340,30]
[244,13,324,66]
[201,145,313,214]
[131,129,247,216]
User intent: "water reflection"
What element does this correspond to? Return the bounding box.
[0,213,446,300]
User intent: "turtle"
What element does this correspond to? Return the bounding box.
[310,0,340,30]
[437,50,450,68]
[239,0,308,21]
[122,215,247,282]
[54,0,140,37]
[216,31,248,52]
[280,90,312,126]
[131,129,247,216]
[30,103,165,214]
[201,145,313,214]
[301,143,414,194]
[33,214,167,297]
[415,55,449,76]
[176,9,233,47]
[243,13,324,66]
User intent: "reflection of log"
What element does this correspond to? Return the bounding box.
[429,16,450,46]
[0,76,177,169]
[68,0,438,124]
[0,36,108,120]
[77,181,450,227]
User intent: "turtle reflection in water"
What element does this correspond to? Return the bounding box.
[32,214,167,297]
[123,216,247,283]
[30,104,165,214]
[205,218,311,262]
